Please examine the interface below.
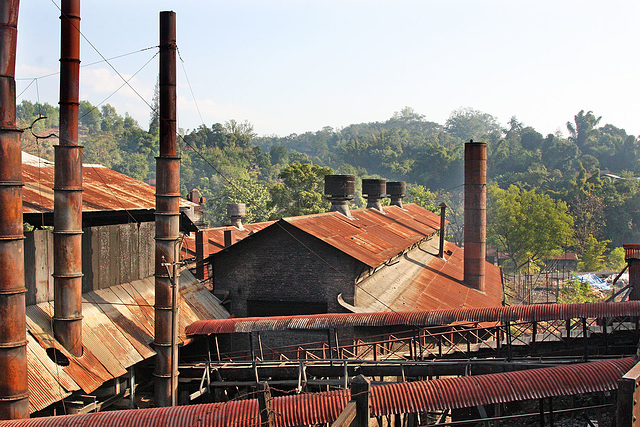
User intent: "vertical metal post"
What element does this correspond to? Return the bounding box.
[154,10,180,408]
[53,0,83,358]
[195,229,204,280]
[438,202,446,258]
[351,375,371,427]
[464,140,487,292]
[0,0,29,419]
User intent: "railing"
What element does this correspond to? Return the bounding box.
[211,315,639,363]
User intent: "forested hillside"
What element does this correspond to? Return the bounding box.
[17,101,640,273]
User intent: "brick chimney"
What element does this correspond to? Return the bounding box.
[464,140,487,292]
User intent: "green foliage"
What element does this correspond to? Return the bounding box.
[578,234,609,272]
[558,278,601,304]
[404,184,437,212]
[269,163,334,217]
[606,247,626,272]
[208,179,276,225]
[488,184,575,272]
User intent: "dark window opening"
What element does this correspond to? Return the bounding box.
[247,300,328,317]
[46,347,70,366]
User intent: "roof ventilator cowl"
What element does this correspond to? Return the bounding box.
[387,181,406,208]
[227,203,245,230]
[325,175,355,218]
[362,178,387,212]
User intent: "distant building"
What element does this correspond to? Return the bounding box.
[546,253,578,272]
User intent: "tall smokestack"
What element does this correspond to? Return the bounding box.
[464,140,486,292]
[0,0,29,418]
[362,178,386,211]
[387,181,406,208]
[53,0,83,358]
[154,11,180,407]
[325,175,355,218]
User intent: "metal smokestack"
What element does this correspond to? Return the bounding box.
[464,140,487,292]
[624,245,640,300]
[438,202,447,258]
[325,175,355,218]
[154,11,180,407]
[387,181,406,208]
[227,203,245,230]
[53,0,83,358]
[362,179,386,212]
[0,0,29,418]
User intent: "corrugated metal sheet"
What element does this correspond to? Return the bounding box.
[353,238,502,313]
[0,358,631,426]
[282,204,440,268]
[24,269,230,413]
[186,300,640,336]
[21,152,197,214]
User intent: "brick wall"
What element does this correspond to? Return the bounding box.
[212,222,363,319]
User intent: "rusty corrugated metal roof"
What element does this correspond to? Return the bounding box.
[352,238,503,313]
[24,269,230,413]
[21,152,197,214]
[186,300,640,336]
[281,204,441,268]
[1,358,632,426]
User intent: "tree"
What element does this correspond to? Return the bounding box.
[404,184,437,212]
[606,247,626,271]
[445,107,502,141]
[208,179,276,225]
[578,234,609,272]
[269,163,333,217]
[558,278,600,304]
[487,184,574,272]
[566,110,601,150]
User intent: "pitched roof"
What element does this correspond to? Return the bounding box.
[281,204,442,268]
[21,152,197,214]
[344,237,503,312]
[182,221,275,259]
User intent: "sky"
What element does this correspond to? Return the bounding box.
[14,1,640,138]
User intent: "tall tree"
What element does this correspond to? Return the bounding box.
[487,184,574,272]
[566,110,601,150]
[269,163,333,217]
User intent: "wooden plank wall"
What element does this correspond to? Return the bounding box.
[24,222,155,305]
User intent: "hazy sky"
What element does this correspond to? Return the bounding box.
[15,1,640,137]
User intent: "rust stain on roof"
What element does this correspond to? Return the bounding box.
[21,152,196,213]
[24,269,229,413]
[282,204,441,268]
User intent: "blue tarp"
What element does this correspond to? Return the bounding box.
[574,273,611,290]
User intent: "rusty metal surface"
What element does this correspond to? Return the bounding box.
[370,357,633,415]
[0,0,29,419]
[283,204,440,268]
[23,270,228,413]
[154,11,180,407]
[21,154,197,214]
[187,300,640,336]
[464,141,487,292]
[53,0,83,357]
[0,358,631,426]
[353,238,502,313]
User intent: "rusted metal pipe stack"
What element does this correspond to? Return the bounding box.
[463,140,486,292]
[0,0,29,419]
[53,0,83,358]
[154,11,180,407]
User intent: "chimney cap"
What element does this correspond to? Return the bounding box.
[324,175,356,198]
[362,178,387,197]
[227,202,246,218]
[387,181,406,197]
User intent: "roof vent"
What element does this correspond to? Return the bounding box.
[227,203,246,230]
[387,181,406,208]
[362,178,386,211]
[325,175,355,218]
